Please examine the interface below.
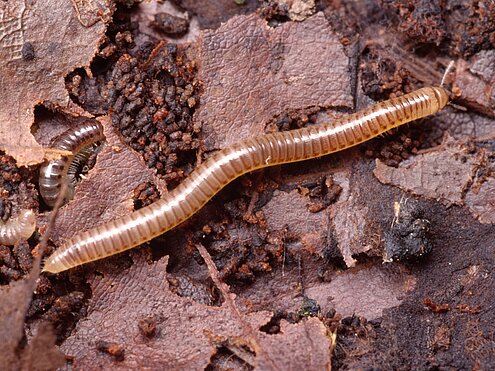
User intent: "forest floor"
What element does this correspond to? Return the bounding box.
[0,0,494,369]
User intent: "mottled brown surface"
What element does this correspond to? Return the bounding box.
[0,265,64,370]
[255,317,332,370]
[0,1,494,370]
[61,251,333,369]
[198,12,353,151]
[374,141,479,205]
[305,265,416,320]
[454,50,495,117]
[0,0,111,166]
[0,267,38,366]
[465,176,495,224]
[374,138,495,224]
[172,0,259,29]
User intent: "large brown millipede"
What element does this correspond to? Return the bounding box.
[39,122,105,207]
[43,86,449,273]
[0,209,36,246]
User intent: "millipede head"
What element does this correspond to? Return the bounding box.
[432,86,450,111]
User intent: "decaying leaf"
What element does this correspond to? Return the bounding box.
[465,175,495,224]
[61,251,264,368]
[305,264,416,320]
[0,266,38,367]
[0,263,64,370]
[20,322,66,371]
[373,140,482,206]
[454,50,495,118]
[262,189,329,252]
[0,0,111,166]
[197,12,353,151]
[373,137,495,224]
[255,318,333,370]
[171,0,259,29]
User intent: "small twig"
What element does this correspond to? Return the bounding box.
[37,181,68,269]
[195,242,277,369]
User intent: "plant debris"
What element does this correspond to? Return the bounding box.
[0,1,494,369]
[0,0,111,166]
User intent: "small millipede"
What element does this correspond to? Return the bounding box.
[39,122,105,207]
[43,86,450,273]
[0,209,36,246]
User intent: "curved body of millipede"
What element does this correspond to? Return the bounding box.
[0,209,36,246]
[43,87,449,273]
[39,122,105,207]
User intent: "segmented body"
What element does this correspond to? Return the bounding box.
[0,209,36,245]
[43,87,449,273]
[39,122,105,207]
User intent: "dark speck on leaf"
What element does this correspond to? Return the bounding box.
[21,42,35,61]
[298,297,320,318]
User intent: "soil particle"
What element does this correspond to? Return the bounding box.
[259,0,316,22]
[423,297,451,313]
[382,198,433,262]
[96,340,125,362]
[106,44,201,186]
[21,42,35,61]
[138,317,157,338]
[133,181,160,210]
[151,12,189,36]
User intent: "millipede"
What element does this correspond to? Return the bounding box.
[0,209,36,246]
[39,122,105,207]
[43,86,450,273]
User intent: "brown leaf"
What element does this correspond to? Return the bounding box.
[255,318,333,370]
[465,177,495,224]
[171,0,259,29]
[433,110,495,142]
[373,137,495,224]
[263,189,329,255]
[197,12,353,151]
[0,267,38,368]
[61,251,273,369]
[454,50,495,118]
[305,265,416,320]
[0,0,111,166]
[0,264,62,371]
[70,0,113,27]
[373,140,482,206]
[329,167,375,267]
